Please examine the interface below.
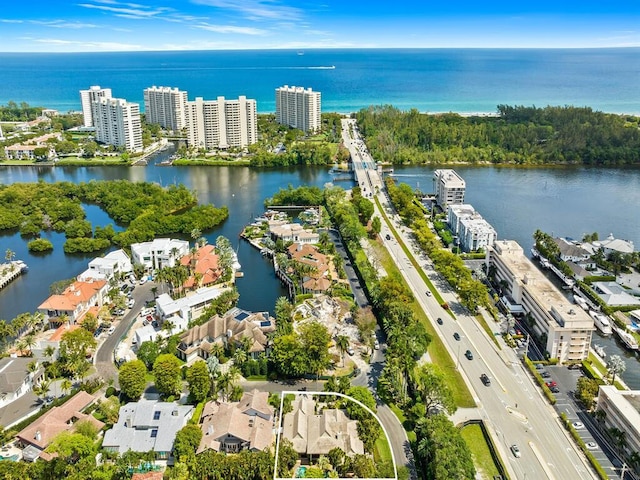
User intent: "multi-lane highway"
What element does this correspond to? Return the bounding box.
[341,118,597,480]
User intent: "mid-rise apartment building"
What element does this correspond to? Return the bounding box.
[433,169,466,210]
[275,85,321,133]
[185,96,257,149]
[79,85,112,127]
[597,386,640,457]
[143,86,188,131]
[448,204,496,252]
[486,240,594,363]
[92,97,143,152]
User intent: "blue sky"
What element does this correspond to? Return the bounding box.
[1,0,639,52]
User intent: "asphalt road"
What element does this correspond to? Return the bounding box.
[345,118,597,480]
[94,281,154,388]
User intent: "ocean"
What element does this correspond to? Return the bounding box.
[1,48,639,115]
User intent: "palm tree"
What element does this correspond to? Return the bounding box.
[43,345,55,364]
[335,335,350,367]
[61,379,72,397]
[607,355,626,385]
[34,378,51,404]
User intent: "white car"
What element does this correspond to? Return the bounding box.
[127,299,135,308]
[108,326,115,334]
[374,339,380,350]
[139,277,147,285]
[510,445,521,458]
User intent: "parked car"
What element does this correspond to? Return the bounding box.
[465,350,473,360]
[541,371,551,378]
[545,381,557,388]
[510,445,521,458]
[139,277,147,285]
[374,339,380,350]
[572,422,584,429]
[534,363,544,370]
[346,346,355,356]
[550,386,560,393]
[586,442,598,450]
[127,299,135,308]
[108,326,115,334]
[453,332,461,341]
[481,373,491,386]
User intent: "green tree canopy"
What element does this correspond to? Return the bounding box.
[118,360,147,401]
[153,353,183,398]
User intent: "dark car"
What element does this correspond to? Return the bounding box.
[465,350,473,360]
[550,386,560,393]
[481,373,491,386]
[541,371,551,378]
[453,332,461,341]
[436,317,443,325]
[385,234,391,240]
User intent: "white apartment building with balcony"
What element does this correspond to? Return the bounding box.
[185,96,257,149]
[143,86,188,131]
[92,97,143,152]
[275,85,321,133]
[79,86,112,127]
[433,169,466,210]
[448,204,496,252]
[597,386,640,457]
[486,240,594,363]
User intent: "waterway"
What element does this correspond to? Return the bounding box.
[1,158,640,385]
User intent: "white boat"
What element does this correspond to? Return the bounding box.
[574,295,589,311]
[593,344,606,358]
[613,326,639,350]
[589,311,613,336]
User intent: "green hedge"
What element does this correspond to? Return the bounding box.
[583,275,616,284]
[189,401,205,425]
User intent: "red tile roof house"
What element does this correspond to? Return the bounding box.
[16,391,104,462]
[287,243,333,294]
[38,279,108,328]
[179,244,224,291]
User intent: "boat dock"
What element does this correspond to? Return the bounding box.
[0,261,28,290]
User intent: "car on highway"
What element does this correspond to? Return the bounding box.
[436,317,443,325]
[572,422,584,429]
[453,332,461,341]
[510,444,521,458]
[425,290,432,297]
[385,234,391,240]
[481,373,491,386]
[465,350,473,360]
[586,442,598,450]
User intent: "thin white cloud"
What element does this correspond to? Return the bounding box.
[193,0,302,21]
[193,23,267,35]
[0,19,24,23]
[78,2,171,19]
[30,20,98,29]
[24,36,143,51]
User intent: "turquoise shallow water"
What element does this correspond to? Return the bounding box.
[1,48,639,114]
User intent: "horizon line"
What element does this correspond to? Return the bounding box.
[1,45,640,54]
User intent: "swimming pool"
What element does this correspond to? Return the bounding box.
[295,466,307,478]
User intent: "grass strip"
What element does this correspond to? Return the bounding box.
[475,313,502,350]
[460,424,500,479]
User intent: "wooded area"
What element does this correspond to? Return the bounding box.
[355,105,640,165]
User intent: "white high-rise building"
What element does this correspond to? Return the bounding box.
[433,169,466,210]
[275,85,321,133]
[79,86,112,127]
[92,97,143,152]
[185,96,257,149]
[143,86,188,131]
